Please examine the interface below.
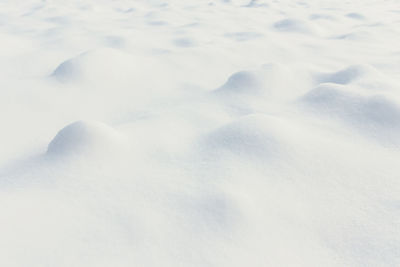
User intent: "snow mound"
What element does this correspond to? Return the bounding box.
[214,64,292,97]
[216,71,265,95]
[52,48,133,84]
[202,115,282,160]
[211,68,272,115]
[300,84,400,143]
[334,30,375,41]
[212,64,309,114]
[346,12,365,20]
[315,65,376,85]
[221,0,257,6]
[244,0,269,8]
[173,38,197,47]
[309,14,335,21]
[224,31,263,42]
[47,120,123,157]
[273,18,314,34]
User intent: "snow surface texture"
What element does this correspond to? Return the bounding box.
[1,0,400,266]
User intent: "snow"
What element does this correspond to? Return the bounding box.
[1,0,400,266]
[47,120,125,157]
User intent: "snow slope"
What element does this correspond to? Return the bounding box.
[0,0,400,266]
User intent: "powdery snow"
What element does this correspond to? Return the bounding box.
[0,0,400,266]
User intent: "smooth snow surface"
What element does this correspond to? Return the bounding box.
[1,0,400,266]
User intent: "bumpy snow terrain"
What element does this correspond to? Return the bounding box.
[1,0,400,266]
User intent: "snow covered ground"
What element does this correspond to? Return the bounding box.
[1,0,400,266]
